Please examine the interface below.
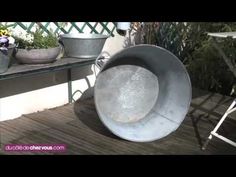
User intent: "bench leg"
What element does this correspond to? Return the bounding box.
[67,69,72,103]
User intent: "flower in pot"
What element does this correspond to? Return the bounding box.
[13,29,61,64]
[0,26,15,73]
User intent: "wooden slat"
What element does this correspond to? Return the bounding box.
[1,88,236,155]
[191,88,236,120]
[25,112,156,154]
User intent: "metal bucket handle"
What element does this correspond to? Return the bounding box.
[94,51,110,77]
[13,43,19,54]
[95,51,110,69]
[58,39,66,57]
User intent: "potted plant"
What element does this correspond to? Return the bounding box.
[0,25,15,73]
[13,28,61,64]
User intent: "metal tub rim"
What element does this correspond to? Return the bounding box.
[60,33,110,39]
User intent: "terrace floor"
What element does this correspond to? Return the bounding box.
[1,88,236,155]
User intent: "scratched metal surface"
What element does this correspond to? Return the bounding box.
[95,65,159,123]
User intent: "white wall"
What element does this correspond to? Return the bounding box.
[103,33,126,55]
[0,26,127,121]
[0,67,96,121]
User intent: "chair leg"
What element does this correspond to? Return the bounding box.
[202,99,236,150]
[202,134,212,150]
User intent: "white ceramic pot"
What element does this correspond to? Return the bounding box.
[116,22,131,31]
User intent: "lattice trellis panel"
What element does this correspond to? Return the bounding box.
[0,22,117,37]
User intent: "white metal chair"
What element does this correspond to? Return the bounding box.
[202,32,236,150]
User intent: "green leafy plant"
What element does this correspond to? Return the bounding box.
[129,22,236,96]
[13,29,59,49]
[0,24,8,31]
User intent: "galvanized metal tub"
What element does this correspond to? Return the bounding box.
[59,33,109,59]
[94,45,192,142]
[14,46,61,64]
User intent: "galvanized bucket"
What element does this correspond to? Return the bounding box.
[94,45,192,142]
[0,44,15,74]
[59,33,109,59]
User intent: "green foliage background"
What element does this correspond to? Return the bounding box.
[137,22,236,96]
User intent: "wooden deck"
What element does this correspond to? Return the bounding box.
[1,87,236,155]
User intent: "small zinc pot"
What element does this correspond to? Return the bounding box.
[0,44,15,74]
[116,22,131,31]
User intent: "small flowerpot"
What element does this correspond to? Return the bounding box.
[14,46,61,64]
[0,44,15,74]
[116,22,131,30]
